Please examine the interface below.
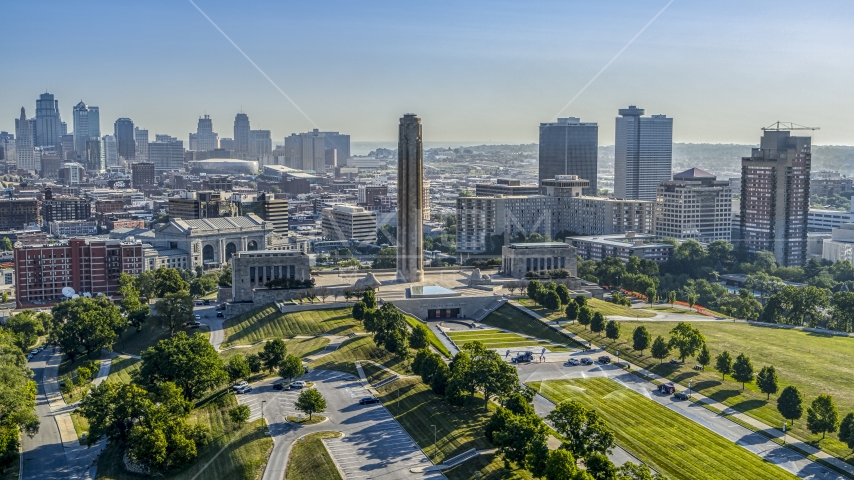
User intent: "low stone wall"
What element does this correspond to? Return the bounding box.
[389,295,500,321]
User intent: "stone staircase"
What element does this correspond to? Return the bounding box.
[471,299,506,322]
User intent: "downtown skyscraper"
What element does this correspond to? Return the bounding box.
[234,113,250,154]
[190,115,218,151]
[614,106,672,201]
[14,108,35,173]
[114,118,135,161]
[35,92,63,148]
[73,101,100,160]
[538,117,598,196]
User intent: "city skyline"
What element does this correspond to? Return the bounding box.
[2,1,853,146]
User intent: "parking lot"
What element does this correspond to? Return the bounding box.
[235,370,443,480]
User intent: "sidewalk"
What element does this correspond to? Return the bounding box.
[508,300,854,478]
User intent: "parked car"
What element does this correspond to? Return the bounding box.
[234,385,252,394]
[658,383,676,394]
[203,299,211,305]
[27,354,33,360]
[597,356,611,364]
[190,321,201,328]
[512,351,534,364]
[674,391,689,400]
[30,349,39,355]
[289,381,307,389]
[195,301,203,306]
[359,397,381,405]
[567,358,581,366]
[194,314,201,320]
[216,312,224,318]
[232,381,249,391]
[273,382,287,390]
[693,365,704,371]
[580,357,594,365]
[669,358,680,365]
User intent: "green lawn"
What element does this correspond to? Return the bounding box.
[647,306,704,315]
[405,315,451,357]
[309,336,410,378]
[115,320,174,356]
[219,337,330,363]
[96,390,273,480]
[531,378,796,480]
[106,356,141,385]
[361,361,394,385]
[446,329,572,352]
[285,431,342,480]
[444,453,532,480]
[222,306,360,347]
[71,411,89,442]
[563,320,854,460]
[520,298,656,320]
[481,304,581,348]
[58,353,101,405]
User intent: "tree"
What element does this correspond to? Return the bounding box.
[756,366,779,400]
[585,452,617,480]
[650,336,669,364]
[777,386,805,426]
[229,405,251,424]
[53,296,125,362]
[463,341,520,410]
[667,322,705,363]
[807,394,840,440]
[278,355,304,383]
[372,247,397,269]
[544,290,562,311]
[829,291,854,333]
[666,291,677,307]
[410,323,429,350]
[362,289,377,309]
[575,295,587,307]
[838,412,854,450]
[225,355,250,382]
[5,311,43,350]
[137,332,228,400]
[631,327,651,355]
[590,312,605,335]
[246,353,262,375]
[731,353,754,390]
[577,306,592,330]
[1,292,7,304]
[544,449,590,480]
[153,290,194,336]
[555,284,571,305]
[645,287,657,306]
[259,338,288,373]
[696,344,711,370]
[546,400,615,459]
[294,388,326,419]
[605,320,621,342]
[119,273,149,332]
[617,462,666,480]
[218,264,232,287]
[0,237,12,251]
[149,267,190,298]
[565,302,579,323]
[487,408,549,472]
[528,280,545,305]
[715,351,733,380]
[687,293,698,311]
[352,301,367,322]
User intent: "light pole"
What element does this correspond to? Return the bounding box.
[262,400,266,422]
[688,380,692,398]
[432,425,437,460]
[783,423,787,444]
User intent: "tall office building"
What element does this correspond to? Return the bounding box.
[323,132,350,166]
[131,162,155,188]
[14,108,35,173]
[35,92,62,148]
[249,130,272,158]
[234,113,250,154]
[114,118,135,161]
[397,114,424,283]
[655,168,732,242]
[148,135,185,173]
[134,127,149,161]
[192,115,218,151]
[740,129,812,267]
[0,132,15,170]
[284,129,326,172]
[102,135,118,167]
[73,101,100,160]
[614,106,673,201]
[85,139,102,172]
[538,117,598,196]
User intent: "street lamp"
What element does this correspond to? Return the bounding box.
[688,380,692,398]
[261,400,266,422]
[431,425,437,460]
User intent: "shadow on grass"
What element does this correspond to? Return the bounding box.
[109,357,140,378]
[707,388,744,404]
[730,398,767,413]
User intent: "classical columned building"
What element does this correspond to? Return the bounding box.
[151,214,273,268]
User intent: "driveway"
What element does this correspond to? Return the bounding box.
[516,361,846,480]
[237,370,443,480]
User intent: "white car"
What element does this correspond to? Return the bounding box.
[289,381,307,389]
[234,385,252,394]
[194,314,201,320]
[231,381,248,391]
[567,358,581,366]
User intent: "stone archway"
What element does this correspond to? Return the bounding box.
[203,244,214,263]
[225,242,237,261]
[247,240,258,251]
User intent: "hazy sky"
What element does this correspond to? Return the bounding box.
[2,0,853,146]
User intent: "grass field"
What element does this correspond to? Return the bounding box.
[96,389,273,480]
[71,411,89,442]
[361,361,395,385]
[562,320,854,461]
[531,378,797,480]
[284,431,342,480]
[310,336,409,378]
[222,306,360,347]
[58,353,101,405]
[405,315,451,357]
[519,298,656,320]
[446,329,572,352]
[647,306,704,315]
[219,337,330,363]
[115,320,174,356]
[481,304,580,348]
[106,356,141,385]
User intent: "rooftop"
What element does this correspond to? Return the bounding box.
[508,242,573,249]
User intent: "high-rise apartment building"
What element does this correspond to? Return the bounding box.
[41,191,92,225]
[73,101,100,160]
[14,108,35,173]
[134,127,149,161]
[102,135,118,168]
[323,132,350,166]
[655,168,732,242]
[191,115,218,151]
[614,106,672,201]
[35,92,62,148]
[284,129,326,172]
[249,130,272,158]
[148,135,185,173]
[740,129,811,266]
[0,132,16,170]
[132,162,155,188]
[234,113,250,154]
[321,204,377,243]
[258,192,288,235]
[114,118,135,161]
[538,117,598,195]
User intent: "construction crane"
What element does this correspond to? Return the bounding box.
[762,122,820,131]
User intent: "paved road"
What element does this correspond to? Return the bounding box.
[516,361,846,480]
[21,350,70,480]
[194,303,225,350]
[237,370,443,480]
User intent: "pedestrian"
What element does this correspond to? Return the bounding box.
[506,349,510,359]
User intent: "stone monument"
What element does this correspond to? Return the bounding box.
[396,114,424,283]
